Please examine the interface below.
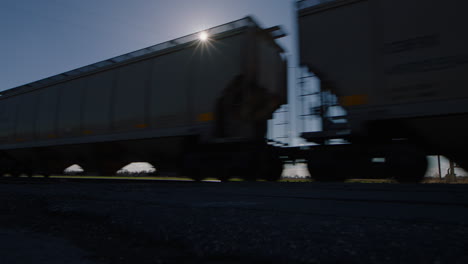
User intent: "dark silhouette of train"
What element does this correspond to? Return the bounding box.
[1,0,467,182]
[0,17,286,181]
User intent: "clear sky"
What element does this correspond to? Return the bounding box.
[0,0,298,90]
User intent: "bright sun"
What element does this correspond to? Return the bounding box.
[199,31,209,41]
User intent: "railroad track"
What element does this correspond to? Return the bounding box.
[2,176,467,210]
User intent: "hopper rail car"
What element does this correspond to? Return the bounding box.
[0,17,287,181]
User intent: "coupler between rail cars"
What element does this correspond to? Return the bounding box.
[182,142,284,182]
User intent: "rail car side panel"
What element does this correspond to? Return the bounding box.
[82,69,117,135]
[149,49,192,129]
[15,92,36,142]
[0,98,17,143]
[298,0,468,117]
[113,60,151,131]
[189,34,245,127]
[298,0,373,99]
[57,78,85,138]
[380,0,468,107]
[36,86,60,140]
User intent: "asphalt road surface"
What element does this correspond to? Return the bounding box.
[0,179,467,264]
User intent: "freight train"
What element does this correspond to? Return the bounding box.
[0,17,287,181]
[1,0,467,182]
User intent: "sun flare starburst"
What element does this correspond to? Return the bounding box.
[199,31,209,41]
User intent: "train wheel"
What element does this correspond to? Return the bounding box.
[182,151,205,181]
[262,155,283,182]
[94,162,124,177]
[387,145,428,183]
[243,161,259,181]
[218,175,230,182]
[307,152,348,182]
[242,148,282,182]
[217,168,231,182]
[314,171,347,182]
[190,169,205,182]
[307,166,328,182]
[181,166,205,182]
[202,167,219,182]
[24,168,34,178]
